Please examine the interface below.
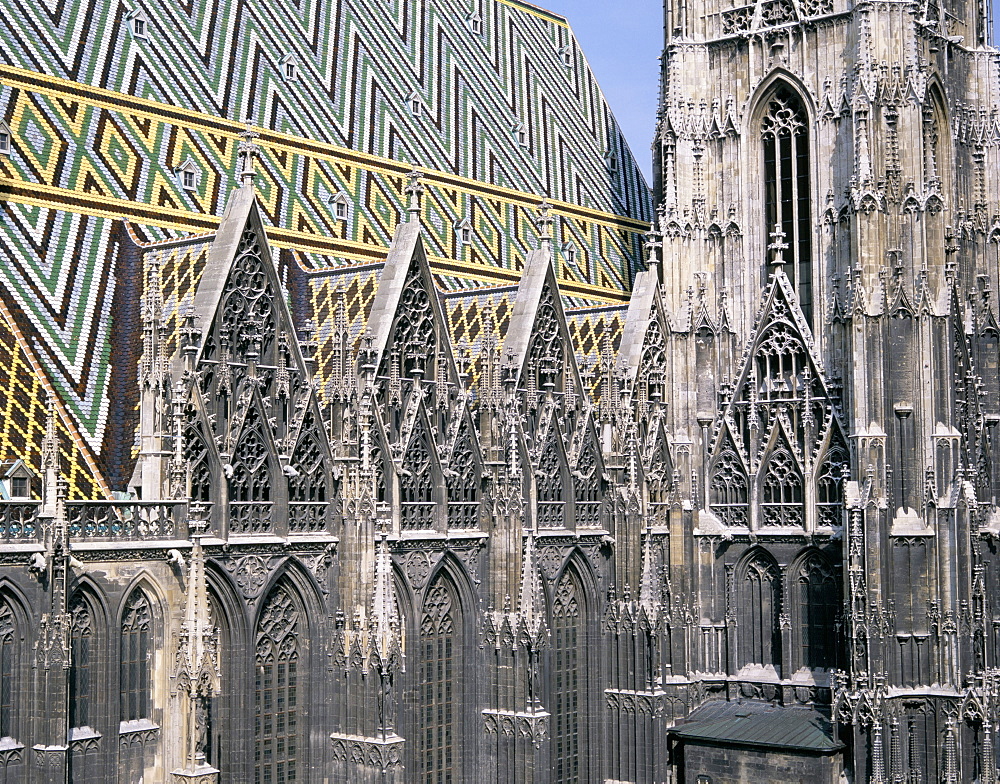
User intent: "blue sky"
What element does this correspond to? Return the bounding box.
[550,0,1000,187]
[543,0,663,184]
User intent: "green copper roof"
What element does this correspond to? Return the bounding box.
[670,701,843,753]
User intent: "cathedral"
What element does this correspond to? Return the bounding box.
[0,0,999,781]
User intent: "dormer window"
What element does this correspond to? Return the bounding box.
[513,122,527,147]
[127,9,149,39]
[280,54,297,82]
[0,122,11,156]
[0,460,35,500]
[329,192,350,221]
[407,91,424,117]
[176,159,200,192]
[558,45,573,67]
[466,11,483,34]
[605,151,618,173]
[562,242,577,266]
[456,219,472,245]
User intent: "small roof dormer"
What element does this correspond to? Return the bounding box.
[126,8,149,39]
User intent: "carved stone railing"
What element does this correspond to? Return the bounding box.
[66,501,184,541]
[0,501,41,542]
[288,501,329,533]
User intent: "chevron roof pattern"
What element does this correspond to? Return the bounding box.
[0,0,652,494]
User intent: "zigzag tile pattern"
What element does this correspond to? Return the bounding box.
[0,0,651,491]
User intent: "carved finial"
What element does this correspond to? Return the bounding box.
[643,225,662,276]
[405,170,424,220]
[238,118,260,187]
[768,223,788,267]
[535,199,554,249]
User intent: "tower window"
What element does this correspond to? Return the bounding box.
[761,85,812,325]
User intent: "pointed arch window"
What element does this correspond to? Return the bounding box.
[446,427,479,529]
[552,569,585,783]
[816,441,847,528]
[710,445,749,527]
[760,447,804,526]
[288,412,330,533]
[761,85,813,326]
[0,600,14,738]
[229,407,272,534]
[537,437,566,528]
[120,591,151,722]
[401,423,435,530]
[418,575,461,782]
[184,417,212,504]
[738,554,781,670]
[573,439,603,528]
[796,556,837,670]
[255,584,301,784]
[69,596,94,729]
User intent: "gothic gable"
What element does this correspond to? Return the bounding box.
[707,271,847,531]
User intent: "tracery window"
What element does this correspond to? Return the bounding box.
[0,600,13,738]
[737,554,781,670]
[816,441,847,528]
[526,287,563,395]
[760,447,804,526]
[639,318,667,403]
[184,417,212,503]
[709,441,749,526]
[221,229,276,362]
[255,585,301,784]
[401,422,435,530]
[418,575,461,783]
[552,569,585,783]
[230,407,272,534]
[797,556,837,670]
[70,596,94,729]
[120,591,151,722]
[391,264,435,378]
[761,85,813,326]
[446,427,479,530]
[573,439,602,528]
[537,437,565,528]
[288,412,329,533]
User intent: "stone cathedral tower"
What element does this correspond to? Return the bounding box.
[653,0,1000,779]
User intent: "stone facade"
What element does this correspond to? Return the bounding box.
[1,0,1000,782]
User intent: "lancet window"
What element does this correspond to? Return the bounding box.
[573,439,602,528]
[709,440,749,526]
[737,554,781,670]
[184,417,212,503]
[0,600,13,737]
[288,412,329,533]
[69,596,94,729]
[760,446,804,526]
[537,437,566,528]
[255,584,301,784]
[120,591,151,722]
[816,439,848,528]
[400,422,435,530]
[418,575,461,782]
[639,318,667,404]
[446,427,479,529]
[552,569,585,783]
[761,85,813,325]
[796,555,837,670]
[229,407,272,534]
